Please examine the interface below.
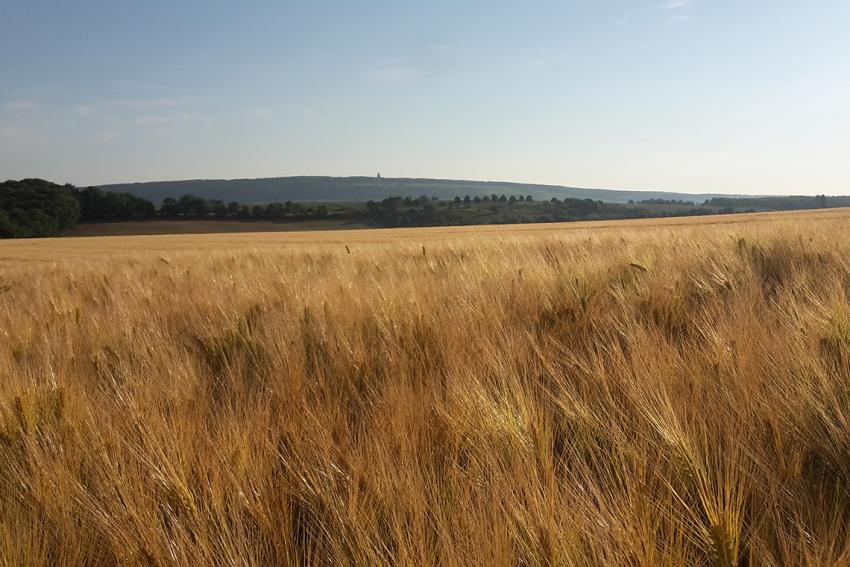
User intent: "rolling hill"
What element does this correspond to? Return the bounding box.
[100,176,748,204]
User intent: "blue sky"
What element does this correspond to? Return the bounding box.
[2,1,849,195]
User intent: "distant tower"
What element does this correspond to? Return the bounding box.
[377,172,382,179]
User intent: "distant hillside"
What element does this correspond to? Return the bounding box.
[100,176,747,204]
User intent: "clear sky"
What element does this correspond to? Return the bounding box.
[2,1,849,195]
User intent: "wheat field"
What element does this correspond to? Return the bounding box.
[1,209,850,565]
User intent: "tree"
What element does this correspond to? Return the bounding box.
[266,202,285,218]
[177,195,194,216]
[211,200,228,218]
[173,195,209,217]
[160,197,179,217]
[194,197,209,217]
[0,210,18,238]
[0,179,81,237]
[135,196,156,217]
[463,195,471,206]
[227,202,240,216]
[73,187,155,220]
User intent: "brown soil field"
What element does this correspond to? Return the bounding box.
[68,218,368,237]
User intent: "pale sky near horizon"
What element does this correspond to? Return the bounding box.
[2,1,849,195]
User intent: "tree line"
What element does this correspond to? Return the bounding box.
[79,188,334,221]
[4,178,850,238]
[157,195,330,220]
[702,195,850,210]
[0,180,336,237]
[363,194,718,228]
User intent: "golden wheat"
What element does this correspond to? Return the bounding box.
[1,209,849,565]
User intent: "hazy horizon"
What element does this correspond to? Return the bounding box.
[96,173,754,199]
[3,1,849,195]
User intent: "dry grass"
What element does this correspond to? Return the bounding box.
[1,209,850,565]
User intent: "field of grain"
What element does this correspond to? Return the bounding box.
[1,209,850,565]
